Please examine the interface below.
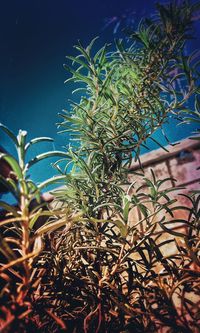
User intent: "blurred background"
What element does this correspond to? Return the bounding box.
[0,0,199,186]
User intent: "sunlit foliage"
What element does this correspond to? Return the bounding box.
[0,1,200,332]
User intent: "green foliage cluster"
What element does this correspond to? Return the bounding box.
[0,1,200,332]
[0,125,73,331]
[56,1,199,214]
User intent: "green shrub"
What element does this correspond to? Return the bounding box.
[0,1,200,332]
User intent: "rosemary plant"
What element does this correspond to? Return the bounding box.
[33,2,200,332]
[0,124,69,331]
[0,1,200,332]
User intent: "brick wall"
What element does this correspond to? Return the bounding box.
[128,136,200,219]
[126,137,200,267]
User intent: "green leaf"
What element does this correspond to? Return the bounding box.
[64,64,95,88]
[0,201,18,216]
[66,55,93,73]
[29,208,43,229]
[37,175,66,191]
[90,217,127,238]
[113,220,127,238]
[27,151,70,167]
[0,175,19,201]
[0,123,18,146]
[0,154,23,179]
[74,41,92,64]
[25,137,54,151]
[86,36,99,55]
[36,212,82,236]
[159,219,187,237]
[123,195,131,223]
[149,137,169,152]
[70,151,99,197]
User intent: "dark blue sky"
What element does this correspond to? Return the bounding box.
[0,0,199,185]
[0,0,150,137]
